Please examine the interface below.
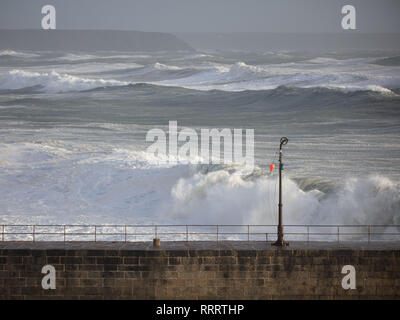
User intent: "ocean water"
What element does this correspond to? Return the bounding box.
[0,49,400,239]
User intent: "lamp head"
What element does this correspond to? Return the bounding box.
[280,137,289,147]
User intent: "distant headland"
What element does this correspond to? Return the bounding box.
[0,29,194,52]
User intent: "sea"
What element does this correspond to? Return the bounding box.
[0,49,399,240]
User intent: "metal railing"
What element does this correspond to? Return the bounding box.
[1,224,400,242]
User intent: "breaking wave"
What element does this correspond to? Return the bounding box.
[0,68,397,96]
[1,51,400,95]
[0,50,39,58]
[167,170,400,227]
[0,69,128,93]
[156,60,399,94]
[0,142,399,229]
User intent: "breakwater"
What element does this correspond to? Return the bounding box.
[0,241,399,299]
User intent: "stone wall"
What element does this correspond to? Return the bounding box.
[0,242,399,299]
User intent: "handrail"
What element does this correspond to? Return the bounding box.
[0,224,399,242]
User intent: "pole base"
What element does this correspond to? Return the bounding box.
[271,239,289,247]
[153,238,161,248]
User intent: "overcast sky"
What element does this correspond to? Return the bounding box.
[0,0,399,33]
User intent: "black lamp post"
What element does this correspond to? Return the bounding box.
[272,137,289,247]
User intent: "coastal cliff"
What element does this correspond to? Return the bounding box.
[0,29,194,52]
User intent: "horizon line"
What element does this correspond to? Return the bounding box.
[0,28,399,35]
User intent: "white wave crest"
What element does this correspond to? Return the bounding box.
[0,50,39,58]
[0,69,128,92]
[152,62,182,71]
[154,58,400,93]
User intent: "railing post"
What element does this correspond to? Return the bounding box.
[186,225,188,242]
[247,225,250,242]
[94,226,97,242]
[368,225,371,243]
[33,225,35,242]
[266,233,268,241]
[307,226,310,242]
[216,225,219,243]
[337,226,340,242]
[155,225,157,239]
[64,225,66,242]
[1,225,4,241]
[125,225,127,242]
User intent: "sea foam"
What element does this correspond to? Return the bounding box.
[0,69,128,92]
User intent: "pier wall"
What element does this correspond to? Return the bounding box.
[0,242,399,299]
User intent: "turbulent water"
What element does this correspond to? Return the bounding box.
[0,49,400,237]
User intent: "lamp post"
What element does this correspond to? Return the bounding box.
[272,137,289,247]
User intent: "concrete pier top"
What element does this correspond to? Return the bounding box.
[1,241,399,251]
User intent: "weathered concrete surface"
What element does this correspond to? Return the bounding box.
[0,241,399,300]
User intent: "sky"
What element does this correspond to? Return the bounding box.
[0,0,399,33]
